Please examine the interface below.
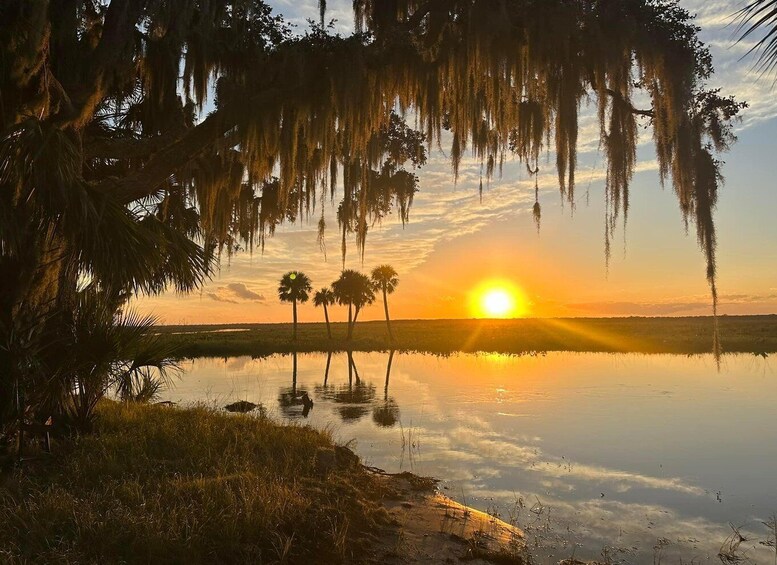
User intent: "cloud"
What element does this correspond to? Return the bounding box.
[206,283,266,304]
[206,292,238,304]
[226,283,265,301]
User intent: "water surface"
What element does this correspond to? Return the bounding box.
[161,352,777,564]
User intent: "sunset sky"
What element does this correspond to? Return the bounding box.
[135,0,777,325]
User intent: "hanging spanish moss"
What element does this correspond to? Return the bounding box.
[0,0,745,366]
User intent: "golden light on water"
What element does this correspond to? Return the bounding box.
[471,280,529,318]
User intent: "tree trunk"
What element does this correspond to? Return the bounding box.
[382,286,394,343]
[292,299,298,341]
[324,304,332,339]
[292,351,298,394]
[324,352,332,385]
[350,353,360,383]
[347,303,353,340]
[384,349,395,400]
[351,306,361,339]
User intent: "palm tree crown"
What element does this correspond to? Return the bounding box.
[332,270,375,339]
[370,265,399,293]
[278,271,312,304]
[313,288,335,307]
[332,270,374,309]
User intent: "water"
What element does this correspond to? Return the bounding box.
[160,352,777,564]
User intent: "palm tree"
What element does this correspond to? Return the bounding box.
[736,0,777,77]
[331,270,375,340]
[371,265,399,343]
[278,271,312,341]
[313,287,336,339]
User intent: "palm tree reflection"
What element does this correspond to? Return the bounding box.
[372,350,399,427]
[278,351,313,418]
[316,352,376,422]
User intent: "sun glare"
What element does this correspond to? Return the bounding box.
[483,290,513,317]
[471,281,528,318]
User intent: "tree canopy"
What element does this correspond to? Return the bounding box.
[0,0,745,425]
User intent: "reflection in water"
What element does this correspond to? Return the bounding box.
[164,352,777,564]
[315,352,377,422]
[373,350,400,427]
[277,352,313,418]
[323,351,332,386]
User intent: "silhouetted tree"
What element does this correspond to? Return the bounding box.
[332,270,375,340]
[371,265,399,343]
[313,287,336,339]
[278,272,312,341]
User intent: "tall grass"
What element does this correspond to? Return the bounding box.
[154,316,777,358]
[0,402,389,563]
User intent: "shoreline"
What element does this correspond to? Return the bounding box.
[368,471,527,564]
[0,402,529,564]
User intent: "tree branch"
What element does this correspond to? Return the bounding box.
[605,89,654,118]
[97,110,235,204]
[83,129,186,161]
[402,0,448,31]
[59,0,147,129]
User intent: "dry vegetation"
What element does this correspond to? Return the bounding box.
[0,402,392,563]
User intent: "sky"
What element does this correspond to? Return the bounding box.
[134,0,777,325]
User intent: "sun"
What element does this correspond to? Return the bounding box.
[470,280,529,318]
[483,289,514,317]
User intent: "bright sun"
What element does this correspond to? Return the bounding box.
[471,281,528,318]
[483,289,514,317]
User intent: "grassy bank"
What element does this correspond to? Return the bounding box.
[0,402,391,563]
[155,315,777,357]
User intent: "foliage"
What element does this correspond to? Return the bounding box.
[313,287,336,308]
[61,288,179,431]
[0,401,387,563]
[277,271,313,305]
[33,287,179,433]
[371,265,399,295]
[736,0,777,77]
[332,270,376,339]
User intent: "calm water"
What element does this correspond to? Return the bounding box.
[160,352,777,564]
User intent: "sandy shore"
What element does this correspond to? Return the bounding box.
[366,471,527,564]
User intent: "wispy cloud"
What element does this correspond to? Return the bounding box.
[206,292,238,304]
[225,283,265,301]
[206,283,266,304]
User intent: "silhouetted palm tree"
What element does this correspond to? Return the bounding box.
[737,0,777,77]
[313,287,336,339]
[278,271,312,341]
[331,270,375,340]
[371,265,399,342]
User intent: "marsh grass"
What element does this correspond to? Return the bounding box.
[154,316,777,358]
[0,402,390,563]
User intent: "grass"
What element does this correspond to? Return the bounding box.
[0,402,392,564]
[154,315,777,358]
